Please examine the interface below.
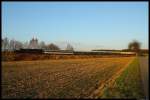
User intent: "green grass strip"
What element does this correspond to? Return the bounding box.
[101,57,145,99]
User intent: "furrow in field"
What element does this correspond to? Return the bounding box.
[2,57,133,98]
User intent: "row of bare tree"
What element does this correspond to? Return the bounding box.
[1,37,74,51]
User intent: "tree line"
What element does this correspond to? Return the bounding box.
[1,37,74,51]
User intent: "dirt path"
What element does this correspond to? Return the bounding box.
[139,56,149,100]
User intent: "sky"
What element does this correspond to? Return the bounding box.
[2,2,148,51]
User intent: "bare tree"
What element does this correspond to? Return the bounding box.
[2,37,9,51]
[15,41,23,50]
[9,39,15,51]
[9,39,23,50]
[2,39,4,51]
[46,43,60,50]
[128,40,141,55]
[23,41,29,49]
[39,41,46,49]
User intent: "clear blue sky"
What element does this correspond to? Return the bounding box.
[2,2,148,50]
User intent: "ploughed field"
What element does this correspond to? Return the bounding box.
[2,57,133,98]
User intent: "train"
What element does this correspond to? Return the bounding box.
[14,49,136,55]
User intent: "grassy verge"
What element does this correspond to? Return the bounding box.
[100,57,145,99]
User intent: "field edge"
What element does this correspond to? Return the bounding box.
[99,57,145,99]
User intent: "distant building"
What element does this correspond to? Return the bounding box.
[28,38,39,49]
[66,44,74,51]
